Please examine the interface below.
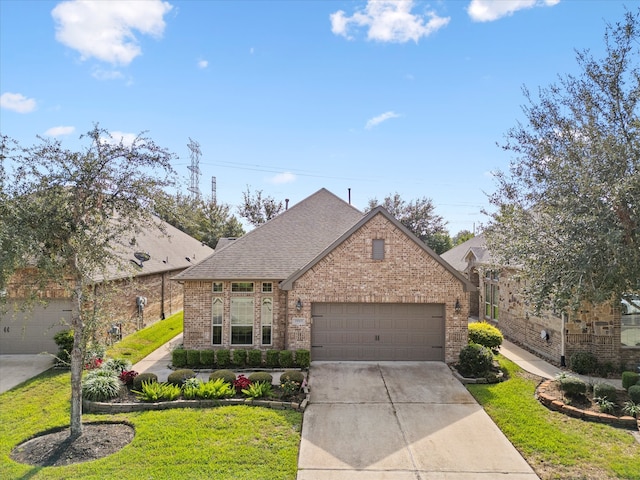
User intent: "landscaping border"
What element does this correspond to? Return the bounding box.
[536,380,640,431]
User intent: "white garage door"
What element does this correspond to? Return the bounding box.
[311,303,445,361]
[0,300,72,354]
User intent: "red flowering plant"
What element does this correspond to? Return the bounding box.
[233,374,251,394]
[119,370,139,386]
[84,357,103,370]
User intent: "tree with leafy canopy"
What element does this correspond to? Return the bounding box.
[154,191,244,248]
[1,125,175,438]
[366,193,451,253]
[238,186,284,227]
[485,10,640,313]
[453,229,475,246]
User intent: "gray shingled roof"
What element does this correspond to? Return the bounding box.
[440,234,489,272]
[173,188,363,281]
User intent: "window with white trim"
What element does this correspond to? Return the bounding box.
[262,282,272,293]
[231,297,254,345]
[212,282,223,293]
[484,270,499,321]
[261,297,273,345]
[211,297,223,345]
[231,282,254,293]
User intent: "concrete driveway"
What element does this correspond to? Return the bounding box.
[297,362,539,480]
[0,354,54,394]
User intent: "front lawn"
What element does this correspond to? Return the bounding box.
[467,356,640,480]
[0,311,302,479]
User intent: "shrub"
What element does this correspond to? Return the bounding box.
[232,349,247,367]
[182,377,202,390]
[596,361,616,378]
[242,381,273,399]
[280,370,305,384]
[133,381,182,402]
[468,322,504,350]
[279,350,294,368]
[172,348,187,368]
[622,371,640,390]
[132,372,158,391]
[558,376,587,397]
[247,349,263,367]
[102,358,132,373]
[233,374,252,393]
[216,349,231,368]
[53,329,74,364]
[570,351,598,375]
[628,385,640,404]
[200,349,215,367]
[623,401,640,418]
[458,343,493,377]
[281,380,302,399]
[186,350,201,368]
[248,372,273,384]
[209,369,236,384]
[295,349,310,368]
[82,370,121,401]
[195,378,234,399]
[167,369,196,386]
[594,396,616,414]
[593,383,617,402]
[266,350,280,368]
[119,370,138,386]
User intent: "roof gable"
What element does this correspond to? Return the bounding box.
[280,207,474,291]
[173,188,363,281]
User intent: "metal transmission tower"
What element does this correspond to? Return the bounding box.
[187,138,202,200]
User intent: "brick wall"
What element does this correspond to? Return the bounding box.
[286,213,469,363]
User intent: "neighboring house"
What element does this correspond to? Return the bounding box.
[173,188,472,363]
[0,219,214,355]
[441,234,640,369]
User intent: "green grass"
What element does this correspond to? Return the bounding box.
[0,311,302,479]
[468,356,640,480]
[105,311,183,364]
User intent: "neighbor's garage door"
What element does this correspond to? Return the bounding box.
[311,303,445,361]
[0,300,72,354]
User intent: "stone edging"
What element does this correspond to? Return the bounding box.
[83,387,310,414]
[536,380,640,431]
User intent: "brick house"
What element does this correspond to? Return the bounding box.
[174,189,472,363]
[441,234,640,369]
[0,219,214,354]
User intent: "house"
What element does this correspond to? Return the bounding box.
[0,219,214,355]
[173,188,472,363]
[441,234,640,369]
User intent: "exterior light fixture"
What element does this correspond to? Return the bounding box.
[296,298,303,311]
[454,298,461,314]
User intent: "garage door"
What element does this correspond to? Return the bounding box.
[311,303,445,361]
[0,300,72,354]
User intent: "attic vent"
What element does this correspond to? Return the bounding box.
[134,251,150,262]
[372,239,385,260]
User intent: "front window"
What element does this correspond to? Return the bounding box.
[261,297,273,345]
[232,282,254,293]
[485,270,499,321]
[231,297,254,345]
[212,282,223,293]
[211,297,223,345]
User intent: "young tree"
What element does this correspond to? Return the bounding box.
[453,229,475,246]
[238,186,284,227]
[485,10,640,312]
[367,193,450,253]
[2,126,175,437]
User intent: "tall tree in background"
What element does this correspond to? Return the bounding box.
[238,186,284,227]
[486,10,640,312]
[2,126,175,437]
[154,191,244,248]
[453,229,475,246]
[367,193,451,253]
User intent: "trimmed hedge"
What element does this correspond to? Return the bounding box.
[622,371,640,390]
[216,349,231,368]
[593,383,617,402]
[628,385,640,404]
[186,350,201,368]
[172,348,187,368]
[210,369,236,384]
[280,370,305,384]
[248,349,263,367]
[558,376,587,397]
[468,322,504,350]
[232,349,247,367]
[200,350,215,367]
[458,343,493,377]
[167,369,196,387]
[266,350,280,368]
[570,351,598,375]
[279,350,294,368]
[132,372,158,391]
[295,349,310,368]
[248,372,273,384]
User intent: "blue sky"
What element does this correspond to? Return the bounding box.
[0,0,630,235]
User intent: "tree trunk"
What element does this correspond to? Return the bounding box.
[69,281,84,438]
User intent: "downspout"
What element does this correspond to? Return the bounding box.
[283,289,289,350]
[161,273,166,319]
[560,312,566,367]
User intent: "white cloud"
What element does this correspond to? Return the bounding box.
[91,68,125,81]
[467,0,560,22]
[45,126,75,137]
[330,0,450,43]
[101,130,137,147]
[365,111,401,129]
[197,59,208,69]
[0,92,37,113]
[51,0,173,66]
[269,172,296,185]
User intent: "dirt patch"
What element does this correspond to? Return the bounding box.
[11,422,134,467]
